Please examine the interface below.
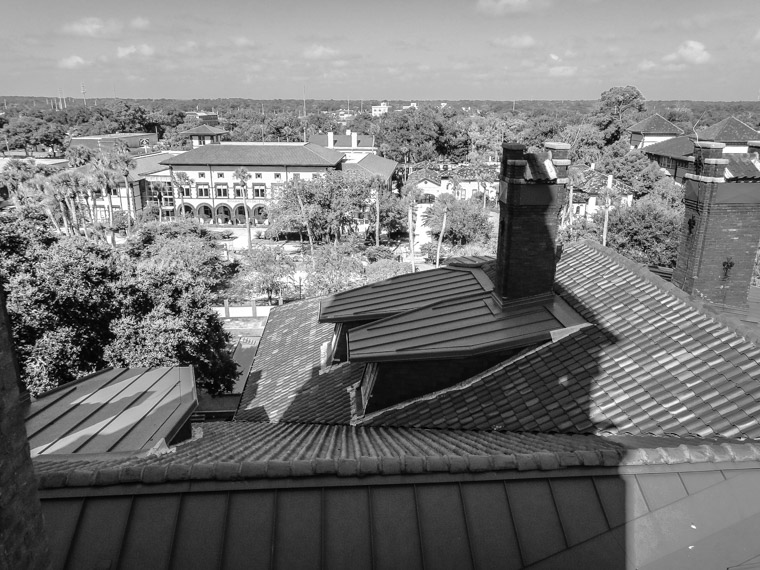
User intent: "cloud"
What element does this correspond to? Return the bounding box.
[117,44,155,58]
[663,40,711,65]
[477,0,549,15]
[62,17,121,38]
[491,34,536,49]
[754,29,760,41]
[637,59,657,71]
[57,55,88,69]
[549,53,561,62]
[548,65,576,77]
[303,44,339,60]
[130,17,150,30]
[232,37,255,48]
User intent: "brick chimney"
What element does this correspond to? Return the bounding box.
[494,142,570,304]
[673,141,760,308]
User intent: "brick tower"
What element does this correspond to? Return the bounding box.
[672,141,760,308]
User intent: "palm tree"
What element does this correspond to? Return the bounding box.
[110,147,136,235]
[234,167,253,252]
[91,153,120,245]
[174,170,191,221]
[51,171,89,238]
[21,175,65,234]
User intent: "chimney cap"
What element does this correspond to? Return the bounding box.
[502,142,527,151]
[544,142,571,150]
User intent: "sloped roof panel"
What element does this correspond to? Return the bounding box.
[642,136,695,159]
[319,267,492,323]
[698,117,760,143]
[179,125,228,136]
[160,143,344,167]
[725,154,760,180]
[25,367,196,455]
[627,113,684,135]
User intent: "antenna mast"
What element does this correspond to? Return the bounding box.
[81,82,87,107]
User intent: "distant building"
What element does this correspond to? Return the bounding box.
[184,111,219,126]
[644,118,760,183]
[371,101,390,117]
[627,113,684,149]
[308,130,376,162]
[159,143,345,225]
[69,132,159,154]
[180,125,229,148]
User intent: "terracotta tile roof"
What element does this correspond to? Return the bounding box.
[319,266,492,323]
[698,117,760,144]
[643,136,695,159]
[573,166,633,196]
[725,154,760,180]
[235,300,361,423]
[160,143,344,167]
[357,241,760,439]
[352,153,398,179]
[406,168,442,186]
[627,114,684,135]
[32,420,760,488]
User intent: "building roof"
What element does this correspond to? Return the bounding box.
[160,143,344,168]
[642,135,695,160]
[627,113,684,135]
[357,241,760,437]
[725,154,760,180]
[309,133,375,148]
[698,117,760,144]
[25,367,196,456]
[406,168,442,186]
[342,153,398,180]
[347,293,586,362]
[319,266,492,323]
[235,299,362,424]
[70,132,154,141]
[572,166,634,195]
[179,124,228,136]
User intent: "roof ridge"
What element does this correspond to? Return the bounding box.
[35,440,760,489]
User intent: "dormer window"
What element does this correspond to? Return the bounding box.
[198,172,205,178]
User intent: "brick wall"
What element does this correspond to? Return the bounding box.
[0,287,50,570]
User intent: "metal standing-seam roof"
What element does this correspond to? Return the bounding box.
[160,143,344,167]
[347,293,587,362]
[25,367,197,456]
[319,266,493,323]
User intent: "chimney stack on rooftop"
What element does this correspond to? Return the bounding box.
[327,132,334,149]
[494,142,570,305]
[673,140,760,309]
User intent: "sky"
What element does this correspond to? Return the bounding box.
[2,0,759,102]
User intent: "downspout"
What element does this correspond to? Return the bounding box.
[209,164,215,224]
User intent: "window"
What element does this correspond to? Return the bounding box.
[110,187,120,196]
[292,173,300,181]
[162,196,175,207]
[217,172,224,179]
[234,185,245,198]
[181,186,191,197]
[197,185,210,198]
[255,173,262,179]
[274,173,282,180]
[216,184,228,198]
[253,185,266,198]
[198,172,205,178]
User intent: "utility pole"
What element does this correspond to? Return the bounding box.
[81,83,87,107]
[303,86,307,143]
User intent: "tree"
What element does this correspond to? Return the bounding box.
[234,167,253,252]
[594,86,646,145]
[66,145,95,168]
[173,170,192,221]
[423,195,492,246]
[233,245,295,305]
[304,243,364,296]
[365,259,412,283]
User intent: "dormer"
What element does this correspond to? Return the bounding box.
[180,125,229,148]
